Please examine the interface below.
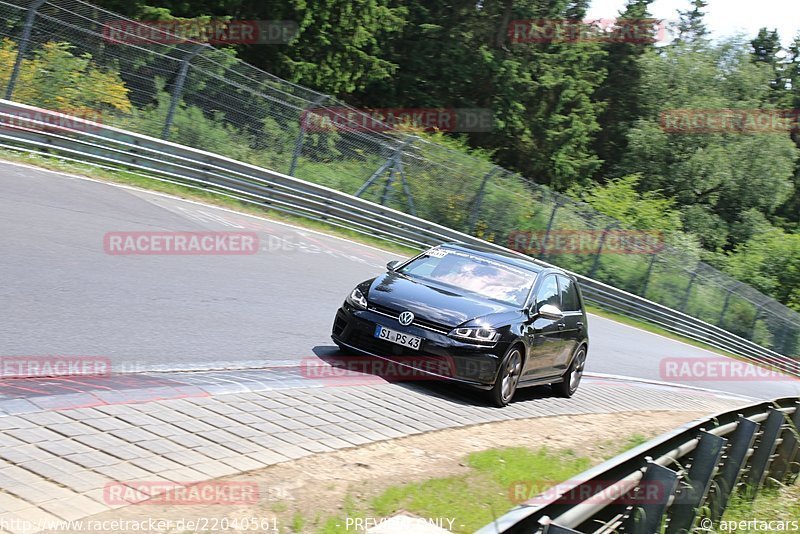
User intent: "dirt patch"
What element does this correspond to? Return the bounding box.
[64,410,710,533]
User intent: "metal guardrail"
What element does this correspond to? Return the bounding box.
[0,99,797,378]
[477,397,800,533]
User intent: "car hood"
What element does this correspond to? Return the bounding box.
[366,272,521,328]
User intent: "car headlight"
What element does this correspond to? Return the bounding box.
[449,327,499,344]
[346,287,368,310]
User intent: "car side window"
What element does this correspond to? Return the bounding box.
[557,275,580,312]
[535,275,560,310]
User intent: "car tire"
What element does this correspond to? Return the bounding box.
[552,345,586,398]
[489,346,524,407]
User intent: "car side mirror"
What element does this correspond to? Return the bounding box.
[386,260,400,271]
[536,304,564,320]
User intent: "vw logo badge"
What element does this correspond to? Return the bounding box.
[398,311,415,326]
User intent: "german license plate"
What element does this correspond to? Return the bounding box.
[374,325,422,350]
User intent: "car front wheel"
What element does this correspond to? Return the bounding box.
[489,346,523,407]
[553,345,586,398]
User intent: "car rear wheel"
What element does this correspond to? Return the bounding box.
[489,346,523,407]
[553,345,586,398]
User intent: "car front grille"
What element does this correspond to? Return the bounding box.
[368,304,451,335]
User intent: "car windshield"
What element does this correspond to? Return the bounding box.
[396,249,535,306]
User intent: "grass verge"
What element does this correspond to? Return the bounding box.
[706,483,800,532]
[284,434,647,533]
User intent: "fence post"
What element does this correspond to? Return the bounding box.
[355,136,416,209]
[288,94,329,176]
[679,269,699,312]
[5,0,47,100]
[540,198,561,261]
[467,166,501,233]
[749,306,762,339]
[161,45,206,141]
[717,288,732,327]
[588,224,617,278]
[639,252,658,297]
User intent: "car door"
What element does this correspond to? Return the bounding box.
[555,275,585,372]
[521,274,565,379]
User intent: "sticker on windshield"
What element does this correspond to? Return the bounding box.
[428,247,449,258]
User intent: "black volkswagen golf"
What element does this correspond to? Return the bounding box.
[331,243,589,406]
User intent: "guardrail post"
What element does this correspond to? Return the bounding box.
[288,94,329,177]
[765,402,800,484]
[665,432,726,534]
[161,44,206,141]
[588,224,617,278]
[5,0,47,100]
[741,408,785,500]
[710,417,759,522]
[621,461,679,534]
[467,166,501,233]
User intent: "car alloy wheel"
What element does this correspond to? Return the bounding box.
[491,347,523,407]
[554,346,586,398]
[569,348,586,393]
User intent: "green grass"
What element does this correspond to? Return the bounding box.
[279,440,647,534]
[699,484,800,532]
[370,446,591,532]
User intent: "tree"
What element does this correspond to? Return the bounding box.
[751,28,787,104]
[593,0,656,177]
[675,0,709,45]
[89,0,406,96]
[618,39,797,251]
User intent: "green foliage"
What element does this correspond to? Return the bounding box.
[0,39,131,115]
[569,174,682,232]
[618,39,797,252]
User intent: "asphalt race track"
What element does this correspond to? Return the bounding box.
[2,160,798,400]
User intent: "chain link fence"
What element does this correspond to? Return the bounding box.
[1,0,799,358]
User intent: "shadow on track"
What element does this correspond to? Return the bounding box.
[312,345,557,408]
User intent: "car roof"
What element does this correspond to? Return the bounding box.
[439,242,546,274]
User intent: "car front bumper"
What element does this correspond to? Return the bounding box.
[331,304,504,387]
